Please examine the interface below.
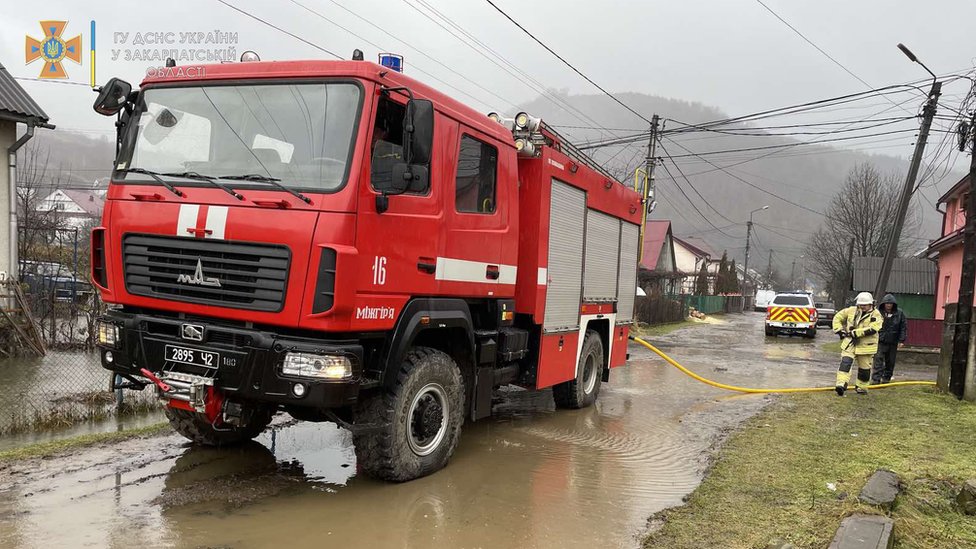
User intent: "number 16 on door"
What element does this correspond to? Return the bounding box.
[372,256,387,285]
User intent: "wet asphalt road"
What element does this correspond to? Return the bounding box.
[0,313,935,548]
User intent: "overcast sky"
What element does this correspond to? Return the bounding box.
[3,0,975,159]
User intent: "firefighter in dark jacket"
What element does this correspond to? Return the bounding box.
[872,293,907,384]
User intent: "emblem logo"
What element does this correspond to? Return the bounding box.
[176,259,221,288]
[180,324,204,341]
[25,21,82,79]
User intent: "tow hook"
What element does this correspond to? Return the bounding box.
[139,368,172,393]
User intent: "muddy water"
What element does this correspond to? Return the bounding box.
[0,314,929,548]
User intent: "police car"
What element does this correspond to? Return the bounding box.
[764,292,818,338]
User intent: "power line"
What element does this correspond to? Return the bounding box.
[658,141,736,224]
[663,136,825,216]
[287,0,512,112]
[656,160,739,237]
[214,0,343,58]
[481,0,653,125]
[401,0,622,141]
[754,0,872,90]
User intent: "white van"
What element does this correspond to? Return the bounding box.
[754,289,776,312]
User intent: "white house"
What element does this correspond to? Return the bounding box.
[36,189,104,228]
[673,235,717,294]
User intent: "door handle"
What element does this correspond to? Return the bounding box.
[417,257,436,274]
[486,265,500,280]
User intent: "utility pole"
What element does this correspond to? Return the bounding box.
[744,206,768,294]
[790,258,797,289]
[744,222,753,291]
[874,44,942,299]
[950,111,976,400]
[636,114,660,263]
[766,250,774,288]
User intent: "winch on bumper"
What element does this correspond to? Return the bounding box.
[95,309,364,410]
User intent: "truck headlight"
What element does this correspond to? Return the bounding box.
[97,320,120,348]
[282,352,352,380]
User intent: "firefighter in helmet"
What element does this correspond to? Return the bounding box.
[831,292,883,396]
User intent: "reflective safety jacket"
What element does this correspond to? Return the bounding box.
[832,306,883,356]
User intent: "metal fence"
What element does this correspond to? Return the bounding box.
[906,318,944,348]
[0,261,160,435]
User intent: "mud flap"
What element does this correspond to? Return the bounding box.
[472,366,493,421]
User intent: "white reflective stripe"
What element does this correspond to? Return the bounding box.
[498,265,517,285]
[537,267,548,285]
[434,257,518,284]
[176,204,199,236]
[205,206,228,239]
[577,313,617,375]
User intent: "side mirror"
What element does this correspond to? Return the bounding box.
[404,99,434,165]
[93,78,133,116]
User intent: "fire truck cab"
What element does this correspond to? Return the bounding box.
[91,58,642,481]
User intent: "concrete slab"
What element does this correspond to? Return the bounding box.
[828,514,894,549]
[859,469,900,508]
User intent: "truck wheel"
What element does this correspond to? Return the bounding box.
[164,406,273,446]
[353,347,464,482]
[553,330,604,409]
[765,327,775,337]
[805,327,818,339]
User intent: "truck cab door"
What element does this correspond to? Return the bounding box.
[441,130,516,298]
[353,94,445,328]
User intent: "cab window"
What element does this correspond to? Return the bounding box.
[371,97,416,191]
[455,135,497,214]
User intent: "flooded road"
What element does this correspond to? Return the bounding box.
[0,314,933,548]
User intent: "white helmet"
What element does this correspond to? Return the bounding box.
[855,292,874,306]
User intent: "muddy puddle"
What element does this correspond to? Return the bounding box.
[0,313,931,548]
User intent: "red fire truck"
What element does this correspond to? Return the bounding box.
[91,56,642,481]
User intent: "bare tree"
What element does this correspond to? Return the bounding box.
[17,142,69,272]
[806,163,919,306]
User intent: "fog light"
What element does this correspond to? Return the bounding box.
[292,383,307,397]
[104,351,114,364]
[97,321,120,348]
[282,352,352,380]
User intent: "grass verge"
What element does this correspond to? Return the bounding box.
[633,320,700,338]
[0,422,169,462]
[642,388,976,549]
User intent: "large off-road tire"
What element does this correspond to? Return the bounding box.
[353,347,464,482]
[553,330,604,409]
[164,406,274,447]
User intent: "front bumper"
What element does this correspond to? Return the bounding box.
[766,321,815,333]
[96,309,363,409]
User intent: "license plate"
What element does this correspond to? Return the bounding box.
[165,345,219,369]
[784,322,796,327]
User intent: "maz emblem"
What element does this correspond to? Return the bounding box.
[181,324,204,341]
[177,259,221,288]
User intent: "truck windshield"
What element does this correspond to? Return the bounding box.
[118,82,361,192]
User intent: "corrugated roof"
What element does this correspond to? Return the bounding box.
[0,61,50,123]
[852,256,936,295]
[641,220,672,270]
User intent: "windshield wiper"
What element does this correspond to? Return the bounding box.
[162,171,245,201]
[218,174,311,204]
[116,168,185,198]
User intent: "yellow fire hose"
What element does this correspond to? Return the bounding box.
[631,336,937,394]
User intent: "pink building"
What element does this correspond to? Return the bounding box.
[925,175,970,320]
